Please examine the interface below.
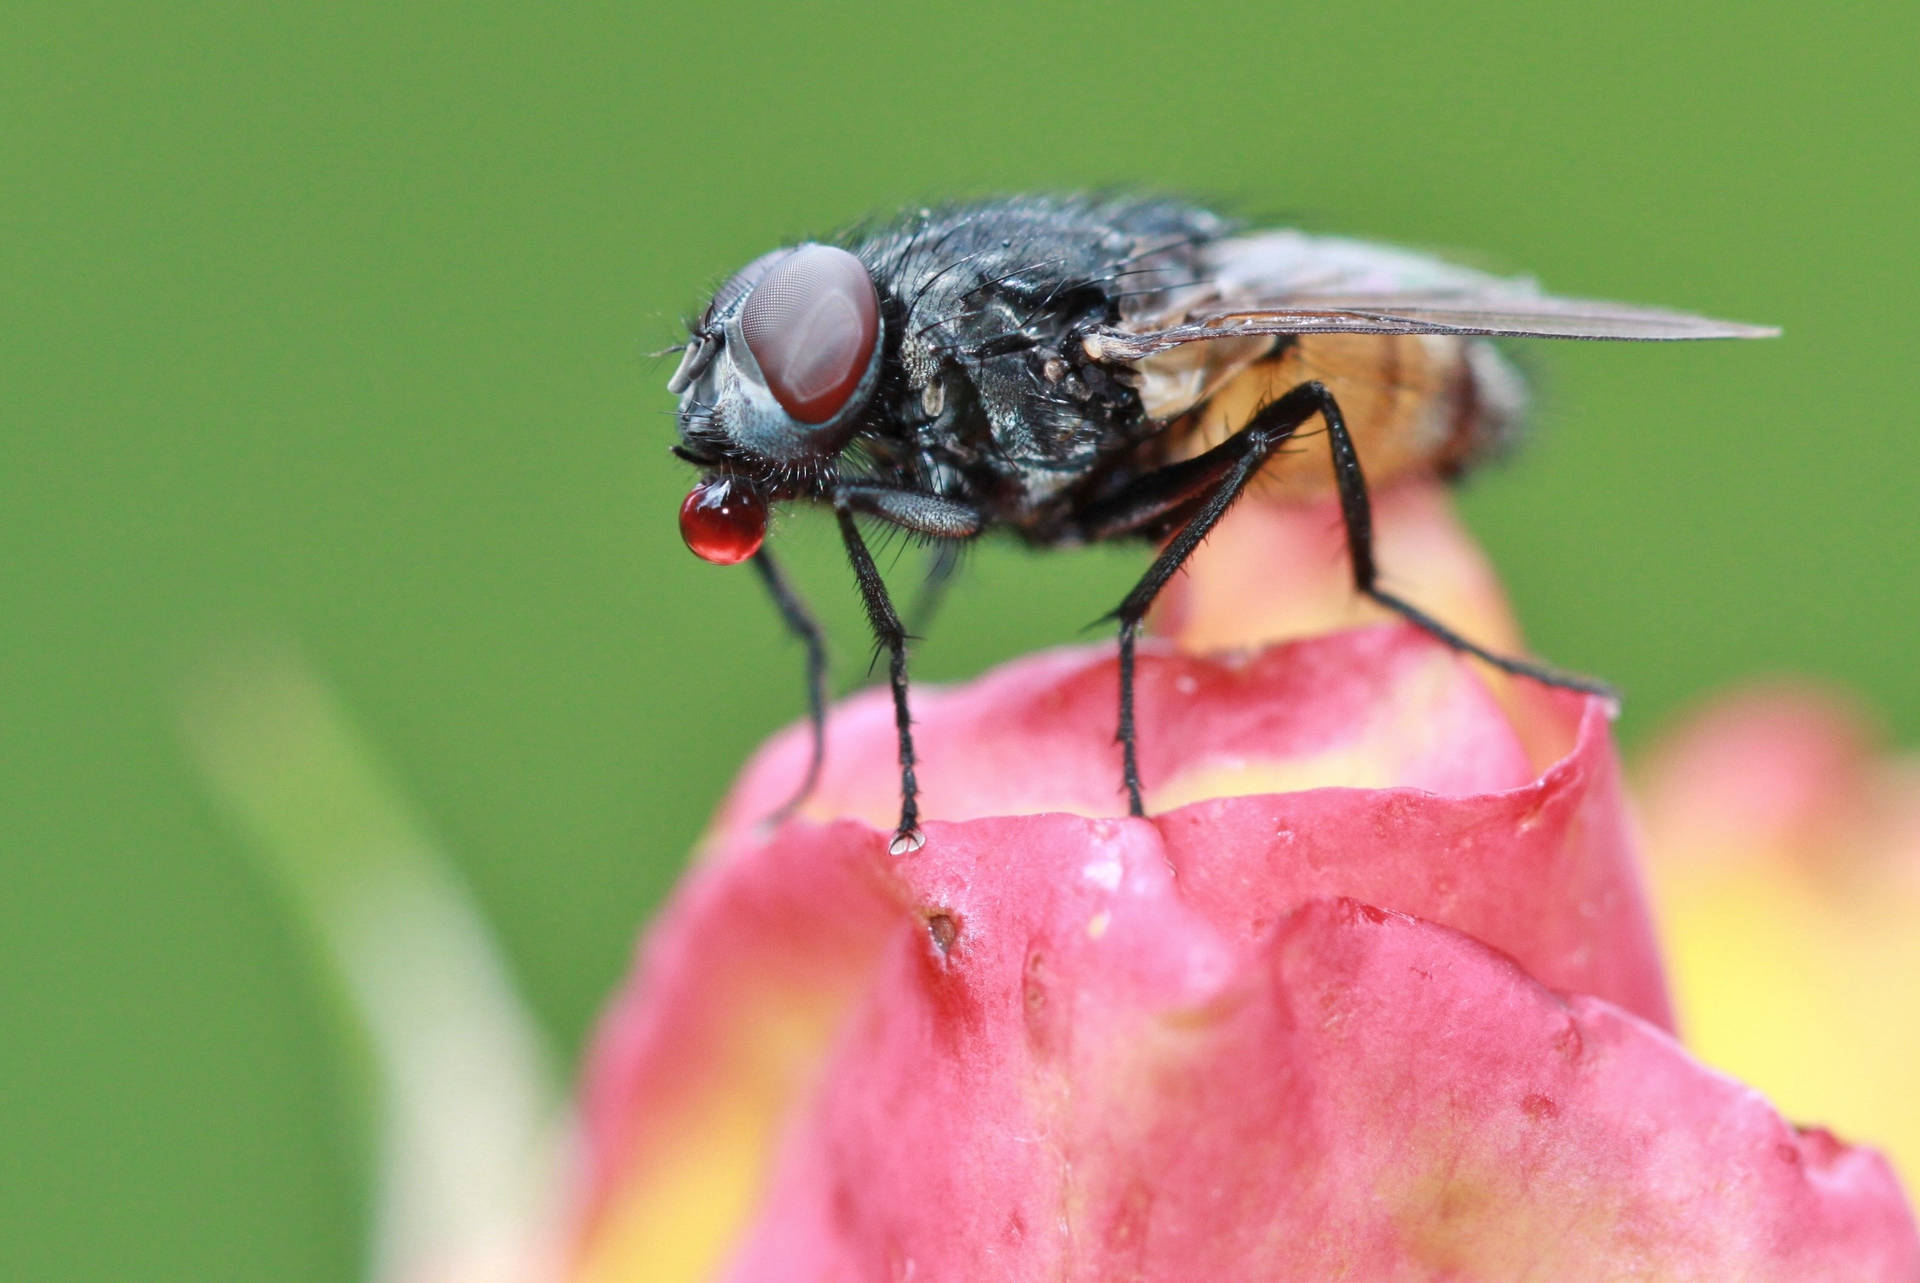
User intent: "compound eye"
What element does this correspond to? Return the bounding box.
[739,245,879,424]
[679,477,767,565]
[702,248,792,329]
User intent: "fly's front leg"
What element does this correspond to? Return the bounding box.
[831,485,983,852]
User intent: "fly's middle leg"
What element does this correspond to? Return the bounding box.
[1078,381,1334,815]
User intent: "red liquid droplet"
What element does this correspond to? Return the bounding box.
[679,478,767,565]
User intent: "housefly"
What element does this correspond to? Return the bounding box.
[663,195,1775,852]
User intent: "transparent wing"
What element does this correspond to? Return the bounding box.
[1093,230,1778,360]
[1093,300,1778,359]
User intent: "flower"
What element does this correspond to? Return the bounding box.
[567,486,1920,1281]
[1639,684,1920,1191]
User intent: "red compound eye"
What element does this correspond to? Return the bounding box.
[679,477,767,565]
[739,245,879,424]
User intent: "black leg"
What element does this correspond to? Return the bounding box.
[1306,385,1618,700]
[833,501,925,853]
[822,484,982,847]
[750,548,829,824]
[835,483,984,539]
[1082,379,1613,818]
[1083,381,1335,815]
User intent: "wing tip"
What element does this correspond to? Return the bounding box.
[1692,319,1781,340]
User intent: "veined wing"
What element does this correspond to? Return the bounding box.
[1091,230,1777,361]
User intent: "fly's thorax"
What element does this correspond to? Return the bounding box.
[1147,334,1526,501]
[862,195,1219,427]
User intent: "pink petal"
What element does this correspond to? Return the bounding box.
[704,627,1664,1026]
[574,629,1681,1275]
[1145,483,1583,772]
[718,625,1567,839]
[727,893,1918,1281]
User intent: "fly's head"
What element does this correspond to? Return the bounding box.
[670,245,884,565]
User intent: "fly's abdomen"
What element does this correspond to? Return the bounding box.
[1149,333,1526,501]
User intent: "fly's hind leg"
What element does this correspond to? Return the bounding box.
[1078,379,1610,818]
[1310,394,1617,701]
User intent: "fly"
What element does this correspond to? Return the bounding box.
[661,195,1776,853]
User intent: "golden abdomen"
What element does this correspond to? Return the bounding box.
[1153,333,1524,501]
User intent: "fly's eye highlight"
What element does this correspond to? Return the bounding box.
[739,245,879,424]
[679,477,767,565]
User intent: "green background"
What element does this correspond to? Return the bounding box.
[4,3,1914,1278]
